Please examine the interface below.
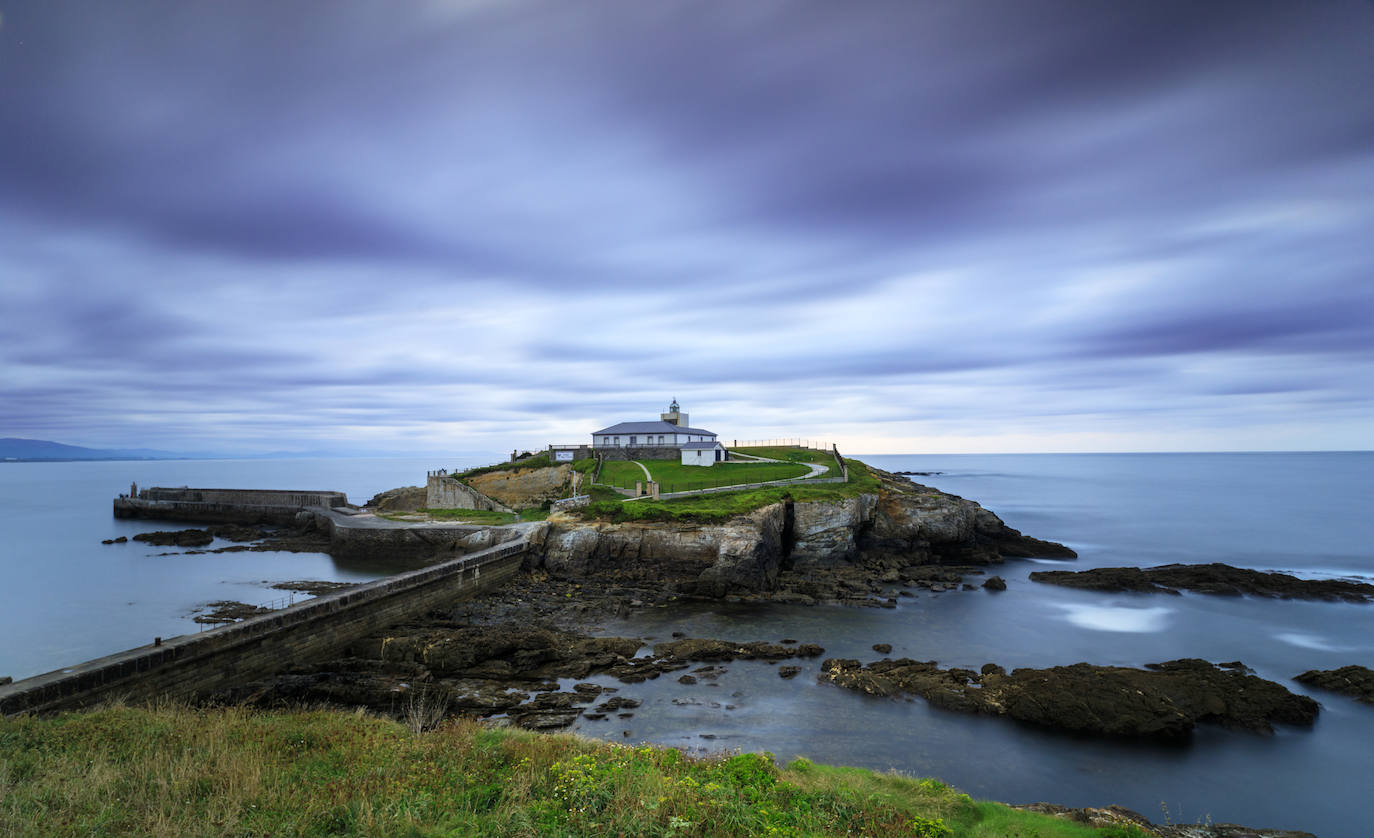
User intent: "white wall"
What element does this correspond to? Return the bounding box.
[680,448,716,467]
[592,432,718,447]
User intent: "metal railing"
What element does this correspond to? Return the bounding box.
[731,439,836,450]
[195,590,304,631]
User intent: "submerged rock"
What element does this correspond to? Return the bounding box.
[133,528,214,547]
[1029,563,1374,602]
[1294,665,1374,704]
[209,524,270,542]
[193,601,273,624]
[270,580,358,596]
[653,637,824,662]
[818,657,1318,740]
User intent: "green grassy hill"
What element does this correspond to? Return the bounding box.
[597,460,810,492]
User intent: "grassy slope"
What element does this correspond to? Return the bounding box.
[600,460,812,491]
[456,456,597,480]
[584,458,885,523]
[381,508,550,524]
[732,446,844,478]
[0,704,1129,838]
[598,460,651,489]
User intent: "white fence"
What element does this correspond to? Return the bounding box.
[731,439,837,450]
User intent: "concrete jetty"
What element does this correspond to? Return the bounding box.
[114,486,350,526]
[0,535,534,715]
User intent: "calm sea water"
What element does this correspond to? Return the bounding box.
[583,452,1373,837]
[2,452,1371,835]
[0,456,487,681]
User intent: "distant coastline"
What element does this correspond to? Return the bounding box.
[0,437,185,463]
[2,457,186,463]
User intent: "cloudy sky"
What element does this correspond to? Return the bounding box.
[2,1,1371,455]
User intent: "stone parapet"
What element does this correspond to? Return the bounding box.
[425,471,512,513]
[0,538,530,716]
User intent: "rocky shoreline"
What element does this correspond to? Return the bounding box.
[818,657,1318,739]
[104,524,334,555]
[115,463,1342,837]
[145,464,1351,745]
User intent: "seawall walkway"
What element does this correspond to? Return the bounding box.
[0,536,533,716]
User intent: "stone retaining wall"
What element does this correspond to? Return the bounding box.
[142,488,348,507]
[316,511,524,561]
[425,472,512,513]
[0,539,529,716]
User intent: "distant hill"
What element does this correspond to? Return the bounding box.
[0,438,184,462]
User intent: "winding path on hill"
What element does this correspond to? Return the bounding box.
[728,452,829,479]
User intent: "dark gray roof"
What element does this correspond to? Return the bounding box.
[592,421,717,436]
[680,441,724,449]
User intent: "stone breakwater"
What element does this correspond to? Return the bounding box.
[114,487,349,526]
[0,539,531,716]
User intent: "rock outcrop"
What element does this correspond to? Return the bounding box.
[1015,804,1316,838]
[539,503,784,597]
[1029,563,1374,602]
[213,623,826,730]
[365,486,426,512]
[1293,665,1374,704]
[531,465,1074,600]
[789,495,878,566]
[818,657,1318,739]
[132,529,215,547]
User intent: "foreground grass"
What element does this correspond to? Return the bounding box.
[0,704,1123,838]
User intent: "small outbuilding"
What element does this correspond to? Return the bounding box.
[681,441,727,467]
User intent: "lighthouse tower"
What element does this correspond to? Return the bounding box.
[660,398,688,428]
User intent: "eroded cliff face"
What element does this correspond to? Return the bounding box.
[788,494,878,567]
[468,464,573,509]
[537,503,785,596]
[528,466,1073,598]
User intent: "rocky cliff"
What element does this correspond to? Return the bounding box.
[527,466,1073,600]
